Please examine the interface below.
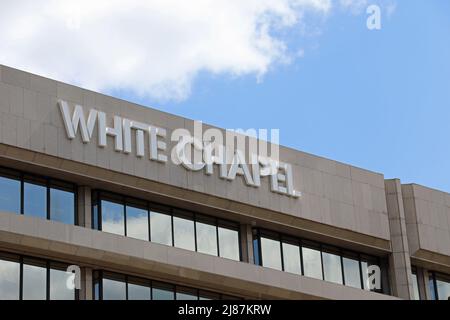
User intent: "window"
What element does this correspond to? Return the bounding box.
[302,246,323,280]
[152,282,175,300]
[101,200,125,236]
[23,260,47,300]
[93,191,241,261]
[322,250,343,285]
[173,215,195,251]
[252,228,389,294]
[126,204,149,241]
[343,256,362,289]
[0,168,76,225]
[0,255,20,300]
[50,265,75,300]
[94,271,239,300]
[361,256,380,291]
[196,219,218,256]
[0,252,77,300]
[24,181,47,219]
[260,236,282,271]
[176,287,198,300]
[50,187,75,224]
[411,267,420,300]
[0,175,20,214]
[430,272,450,300]
[436,279,450,300]
[103,277,126,300]
[150,211,173,246]
[218,226,240,261]
[282,241,301,275]
[128,281,151,300]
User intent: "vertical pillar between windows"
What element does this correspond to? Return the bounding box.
[240,224,254,264]
[384,179,415,299]
[77,186,92,228]
[79,267,93,300]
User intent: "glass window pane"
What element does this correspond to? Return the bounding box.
[126,205,149,241]
[23,264,47,300]
[50,268,74,300]
[0,258,20,300]
[260,237,282,271]
[101,200,125,236]
[302,247,322,280]
[0,176,20,214]
[361,258,380,291]
[196,222,218,256]
[343,257,362,289]
[152,283,174,300]
[173,216,195,251]
[218,227,240,261]
[24,182,47,219]
[322,252,343,284]
[150,211,172,246]
[429,276,437,300]
[103,278,126,300]
[176,287,198,300]
[50,188,74,224]
[436,279,450,300]
[282,242,301,275]
[411,272,420,300]
[128,283,151,300]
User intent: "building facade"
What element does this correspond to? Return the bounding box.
[0,64,449,300]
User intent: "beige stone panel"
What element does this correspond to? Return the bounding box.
[1,66,31,89]
[1,113,18,146]
[17,117,31,149]
[30,74,57,96]
[0,82,10,113]
[8,84,24,117]
[57,82,83,104]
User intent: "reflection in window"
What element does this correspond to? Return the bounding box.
[282,242,301,275]
[260,237,282,271]
[150,211,172,246]
[411,270,420,300]
[302,247,322,280]
[23,263,47,300]
[126,205,149,241]
[218,227,240,261]
[101,200,124,236]
[173,216,195,251]
[0,176,20,214]
[176,287,198,300]
[50,188,74,224]
[128,283,151,300]
[50,268,75,300]
[103,278,126,300]
[322,252,343,284]
[152,283,175,300]
[343,257,362,289]
[361,258,380,291]
[436,279,450,300]
[196,221,218,256]
[0,258,20,300]
[24,182,47,219]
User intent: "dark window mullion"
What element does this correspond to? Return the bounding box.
[46,181,50,220]
[19,256,23,300]
[215,219,220,257]
[299,239,304,276]
[320,245,325,281]
[193,213,198,252]
[46,261,50,300]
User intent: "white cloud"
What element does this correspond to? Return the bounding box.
[0,0,335,101]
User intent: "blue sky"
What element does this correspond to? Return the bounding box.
[1,0,450,191]
[116,0,450,192]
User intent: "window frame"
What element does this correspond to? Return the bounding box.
[92,190,242,261]
[252,227,390,294]
[0,166,78,225]
[0,251,78,300]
